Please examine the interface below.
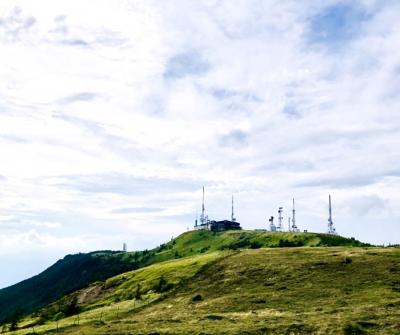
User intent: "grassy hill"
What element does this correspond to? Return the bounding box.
[0,230,367,320]
[166,230,367,253]
[0,251,138,324]
[0,230,373,333]
[3,246,400,335]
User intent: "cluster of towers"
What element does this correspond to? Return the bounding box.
[197,186,210,229]
[268,198,300,232]
[194,187,337,235]
[268,195,336,234]
[194,187,241,231]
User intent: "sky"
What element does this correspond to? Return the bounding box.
[0,0,400,288]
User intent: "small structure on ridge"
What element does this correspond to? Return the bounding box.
[194,187,241,231]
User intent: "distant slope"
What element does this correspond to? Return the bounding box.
[36,251,227,321]
[0,251,138,323]
[0,230,368,323]
[6,247,400,335]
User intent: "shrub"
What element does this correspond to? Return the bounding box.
[199,246,210,253]
[9,309,23,331]
[1,323,8,333]
[135,284,142,300]
[157,244,168,252]
[63,297,80,316]
[250,241,262,249]
[191,294,202,302]
[252,298,266,304]
[155,276,167,293]
[205,315,223,320]
[154,276,173,293]
[278,239,304,247]
[342,256,352,264]
[343,323,366,335]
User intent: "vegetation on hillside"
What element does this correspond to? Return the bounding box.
[0,230,370,332]
[2,246,399,335]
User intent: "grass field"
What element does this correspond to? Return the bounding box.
[0,229,367,325]
[4,244,400,335]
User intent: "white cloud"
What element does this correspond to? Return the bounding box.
[0,0,400,286]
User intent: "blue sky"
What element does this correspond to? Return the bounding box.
[0,0,400,288]
[308,3,368,46]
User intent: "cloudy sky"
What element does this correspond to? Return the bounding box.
[1,0,400,288]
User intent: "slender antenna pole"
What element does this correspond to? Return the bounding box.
[202,186,205,215]
[201,186,205,226]
[329,195,332,221]
[231,195,236,222]
[292,198,296,230]
[327,194,336,234]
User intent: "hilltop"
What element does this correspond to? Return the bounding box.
[2,245,400,334]
[0,230,380,334]
[0,230,367,321]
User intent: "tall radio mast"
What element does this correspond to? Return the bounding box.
[200,186,205,226]
[327,194,336,234]
[277,207,283,232]
[291,198,299,232]
[292,198,296,229]
[231,195,236,222]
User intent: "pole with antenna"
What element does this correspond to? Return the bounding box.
[292,198,296,230]
[327,194,336,234]
[291,198,299,232]
[200,186,205,227]
[231,195,236,222]
[277,207,283,232]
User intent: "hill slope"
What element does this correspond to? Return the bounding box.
[0,251,137,323]
[0,230,368,324]
[4,246,400,335]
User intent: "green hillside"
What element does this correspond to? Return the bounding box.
[3,246,400,335]
[0,251,137,324]
[166,230,368,253]
[0,230,367,321]
[0,230,371,333]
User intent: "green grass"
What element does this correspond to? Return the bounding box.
[164,230,368,256]
[0,229,366,324]
[3,252,227,334]
[77,250,226,310]
[4,245,400,335]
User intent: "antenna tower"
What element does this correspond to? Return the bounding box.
[277,207,283,231]
[327,194,336,234]
[291,198,299,232]
[200,186,205,226]
[231,195,236,222]
[198,186,210,229]
[288,217,291,232]
[269,216,276,231]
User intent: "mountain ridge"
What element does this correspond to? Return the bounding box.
[3,245,400,334]
[0,230,370,327]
